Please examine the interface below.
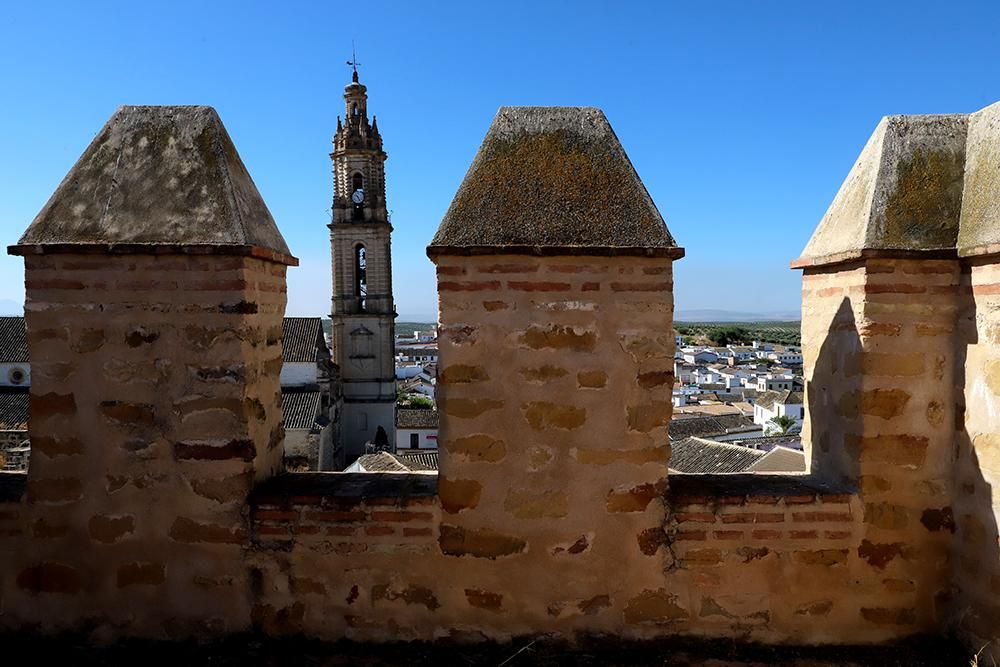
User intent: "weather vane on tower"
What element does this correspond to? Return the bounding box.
[346,41,361,82]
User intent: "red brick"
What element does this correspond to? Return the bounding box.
[304,510,365,523]
[675,530,706,541]
[508,281,571,291]
[792,512,852,522]
[675,512,716,524]
[784,495,817,504]
[371,511,434,522]
[477,263,539,274]
[404,527,433,537]
[825,530,852,539]
[582,282,600,291]
[438,280,500,291]
[752,529,782,540]
[365,526,395,536]
[712,530,743,540]
[720,513,784,524]
[610,281,670,292]
[436,266,465,276]
[790,530,818,539]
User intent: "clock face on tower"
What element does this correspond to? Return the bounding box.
[351,189,365,205]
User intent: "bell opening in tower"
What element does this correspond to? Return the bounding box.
[355,244,368,312]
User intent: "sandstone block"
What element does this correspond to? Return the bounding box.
[504,490,569,519]
[607,481,665,513]
[623,589,687,624]
[89,514,135,543]
[522,401,586,430]
[438,477,482,513]
[17,562,81,594]
[439,524,526,559]
[117,562,166,587]
[445,434,507,463]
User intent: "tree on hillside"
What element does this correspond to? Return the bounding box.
[766,415,797,435]
[708,326,751,347]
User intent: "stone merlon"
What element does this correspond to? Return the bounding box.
[427,106,684,258]
[9,105,297,265]
[795,100,1000,268]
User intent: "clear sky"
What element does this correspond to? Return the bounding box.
[2,1,999,320]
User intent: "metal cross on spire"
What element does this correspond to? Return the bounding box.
[346,42,361,82]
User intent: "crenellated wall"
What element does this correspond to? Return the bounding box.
[0,252,290,637]
[4,100,1000,658]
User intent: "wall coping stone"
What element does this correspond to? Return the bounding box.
[8,242,298,266]
[669,474,854,506]
[251,472,437,506]
[789,247,957,270]
[427,244,685,259]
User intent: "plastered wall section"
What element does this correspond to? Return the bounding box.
[0,253,288,638]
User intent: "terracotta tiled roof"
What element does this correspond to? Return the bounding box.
[0,317,27,363]
[0,388,29,430]
[669,437,765,474]
[396,409,438,429]
[280,389,322,430]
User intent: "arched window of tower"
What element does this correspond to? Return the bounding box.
[354,244,368,312]
[353,172,364,192]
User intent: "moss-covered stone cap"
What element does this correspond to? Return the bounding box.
[793,114,968,269]
[427,107,683,259]
[9,105,297,265]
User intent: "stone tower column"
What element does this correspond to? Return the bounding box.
[5,106,296,638]
[427,107,685,631]
[794,113,967,634]
[327,72,396,467]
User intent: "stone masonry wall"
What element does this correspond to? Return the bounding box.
[951,257,1000,653]
[0,252,287,638]
[0,249,986,646]
[800,258,959,636]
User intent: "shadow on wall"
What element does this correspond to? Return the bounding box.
[806,297,862,487]
[951,263,1000,652]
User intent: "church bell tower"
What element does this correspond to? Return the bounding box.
[327,65,396,467]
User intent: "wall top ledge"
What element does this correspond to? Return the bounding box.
[670,474,855,506]
[7,242,298,266]
[251,472,437,507]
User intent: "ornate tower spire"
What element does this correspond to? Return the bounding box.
[325,64,397,468]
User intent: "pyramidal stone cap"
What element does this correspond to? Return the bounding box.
[9,105,297,265]
[958,100,1000,257]
[793,113,968,268]
[427,106,683,258]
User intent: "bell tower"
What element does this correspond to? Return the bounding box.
[327,64,396,468]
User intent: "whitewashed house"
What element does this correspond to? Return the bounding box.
[753,390,805,433]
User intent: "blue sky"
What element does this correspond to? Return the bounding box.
[2,2,998,320]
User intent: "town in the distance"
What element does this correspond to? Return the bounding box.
[0,69,805,476]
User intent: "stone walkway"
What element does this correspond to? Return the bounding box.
[1,634,971,666]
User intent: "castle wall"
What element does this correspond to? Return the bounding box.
[0,252,288,637]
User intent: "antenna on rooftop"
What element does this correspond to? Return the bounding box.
[346,41,361,82]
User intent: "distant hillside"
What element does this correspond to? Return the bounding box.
[675,321,801,346]
[676,309,800,322]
